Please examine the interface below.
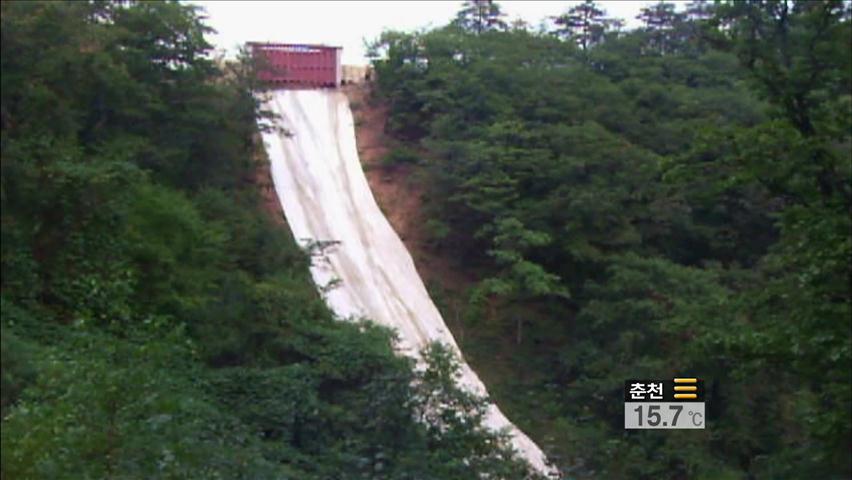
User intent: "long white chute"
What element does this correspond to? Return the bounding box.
[260,89,553,475]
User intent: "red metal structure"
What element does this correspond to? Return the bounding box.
[249,42,342,88]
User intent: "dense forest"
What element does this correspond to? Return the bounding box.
[1,1,849,479]
[0,2,543,478]
[369,0,851,478]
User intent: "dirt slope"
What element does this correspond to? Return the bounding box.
[343,85,473,296]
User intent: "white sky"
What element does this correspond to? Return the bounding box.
[193,1,687,65]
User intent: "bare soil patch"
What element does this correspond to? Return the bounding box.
[343,84,473,296]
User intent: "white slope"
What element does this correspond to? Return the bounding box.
[260,89,553,475]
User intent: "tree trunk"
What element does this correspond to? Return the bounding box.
[516,316,523,345]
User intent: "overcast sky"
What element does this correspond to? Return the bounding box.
[194,1,687,65]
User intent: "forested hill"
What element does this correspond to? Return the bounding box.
[0,2,544,478]
[369,1,851,478]
[1,1,850,479]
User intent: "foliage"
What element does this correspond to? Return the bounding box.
[453,0,508,34]
[381,145,421,167]
[0,1,542,478]
[1,330,279,479]
[370,1,851,478]
[551,0,623,50]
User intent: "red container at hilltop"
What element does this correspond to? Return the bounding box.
[248,42,342,88]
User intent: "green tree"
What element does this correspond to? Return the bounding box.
[476,217,568,344]
[369,3,851,476]
[637,1,686,54]
[454,0,508,34]
[1,2,547,478]
[551,0,622,50]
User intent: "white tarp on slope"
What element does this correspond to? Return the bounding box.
[260,89,552,475]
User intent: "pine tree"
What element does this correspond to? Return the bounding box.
[637,1,686,54]
[551,0,618,50]
[454,0,507,34]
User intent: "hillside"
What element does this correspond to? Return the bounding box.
[1,1,850,479]
[367,1,852,478]
[0,2,546,478]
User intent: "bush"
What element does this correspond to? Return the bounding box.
[381,146,421,166]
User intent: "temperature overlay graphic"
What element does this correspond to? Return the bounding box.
[624,378,706,429]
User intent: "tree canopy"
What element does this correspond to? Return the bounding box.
[370,0,851,477]
[0,1,545,478]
